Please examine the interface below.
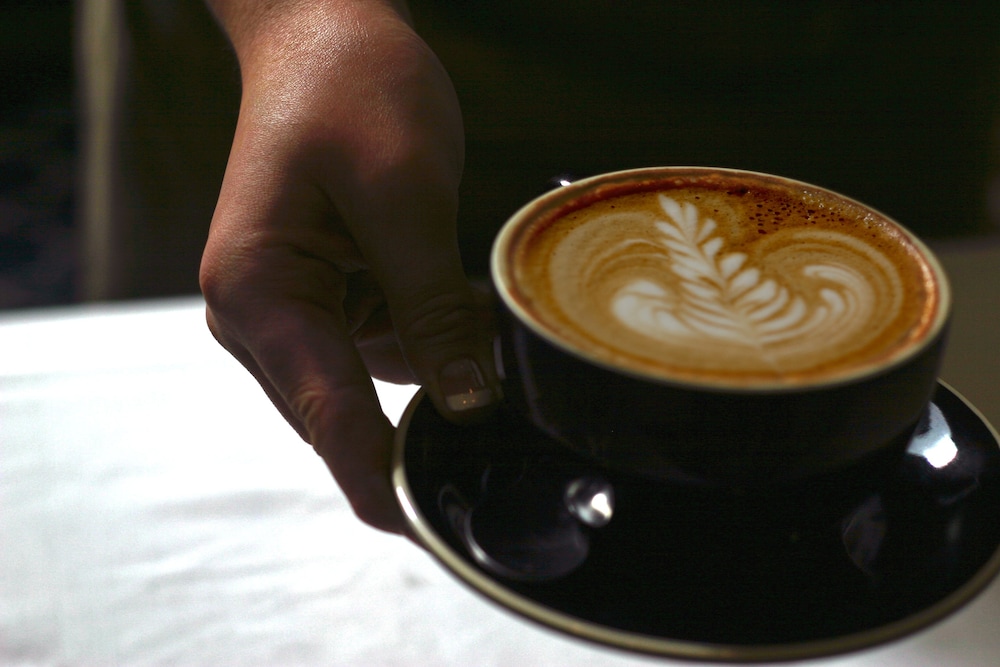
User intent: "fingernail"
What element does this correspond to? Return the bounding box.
[440,358,498,412]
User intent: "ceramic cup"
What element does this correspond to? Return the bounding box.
[490,167,951,487]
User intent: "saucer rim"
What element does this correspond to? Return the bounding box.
[391,380,1000,662]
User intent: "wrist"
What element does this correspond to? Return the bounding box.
[206,0,413,77]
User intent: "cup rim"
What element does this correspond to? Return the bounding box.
[490,166,952,394]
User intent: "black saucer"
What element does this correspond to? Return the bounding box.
[392,382,1000,662]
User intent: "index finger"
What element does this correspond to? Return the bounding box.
[213,295,405,534]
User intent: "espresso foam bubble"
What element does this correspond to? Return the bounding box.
[510,175,939,386]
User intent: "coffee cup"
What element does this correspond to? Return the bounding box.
[490,167,951,487]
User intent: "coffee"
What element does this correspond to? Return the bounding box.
[500,170,942,387]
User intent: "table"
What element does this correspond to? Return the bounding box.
[2,239,998,666]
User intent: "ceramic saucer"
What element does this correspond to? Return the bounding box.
[392,382,1000,662]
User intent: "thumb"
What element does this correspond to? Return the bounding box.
[335,167,502,423]
[383,251,503,423]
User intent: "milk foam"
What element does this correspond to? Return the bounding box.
[517,183,934,384]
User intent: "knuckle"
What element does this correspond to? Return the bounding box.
[395,287,480,353]
[290,379,375,453]
[287,379,331,443]
[199,252,245,327]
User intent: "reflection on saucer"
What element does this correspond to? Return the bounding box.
[908,402,960,468]
[392,382,1000,662]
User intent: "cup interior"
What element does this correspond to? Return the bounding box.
[491,166,951,393]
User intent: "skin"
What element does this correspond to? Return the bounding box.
[201,0,499,534]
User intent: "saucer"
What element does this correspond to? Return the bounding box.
[391,382,1000,662]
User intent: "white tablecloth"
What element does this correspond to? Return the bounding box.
[2,237,998,666]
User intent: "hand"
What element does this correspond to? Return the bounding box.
[200,0,500,533]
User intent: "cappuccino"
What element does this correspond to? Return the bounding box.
[499,170,943,387]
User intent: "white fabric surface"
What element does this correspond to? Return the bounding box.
[2,296,999,666]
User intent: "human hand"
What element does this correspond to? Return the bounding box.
[200,0,500,533]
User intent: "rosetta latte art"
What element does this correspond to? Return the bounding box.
[571,195,906,376]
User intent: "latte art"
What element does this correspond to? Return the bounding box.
[586,195,904,375]
[509,174,938,386]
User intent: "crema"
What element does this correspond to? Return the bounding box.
[508,173,940,386]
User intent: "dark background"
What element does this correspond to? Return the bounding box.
[2,0,998,309]
[0,0,76,308]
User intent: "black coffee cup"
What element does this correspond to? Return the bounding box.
[490,167,951,487]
